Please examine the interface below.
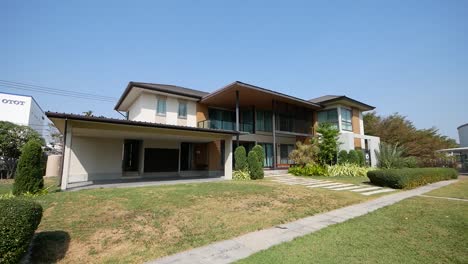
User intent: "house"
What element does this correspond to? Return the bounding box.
[47,81,380,190]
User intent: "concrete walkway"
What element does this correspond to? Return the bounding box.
[146,179,457,264]
[270,174,396,196]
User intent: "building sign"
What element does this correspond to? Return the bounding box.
[1,98,26,105]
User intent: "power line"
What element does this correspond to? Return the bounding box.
[0,80,118,100]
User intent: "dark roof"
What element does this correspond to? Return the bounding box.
[201,81,323,109]
[309,95,375,110]
[46,112,240,135]
[114,82,209,110]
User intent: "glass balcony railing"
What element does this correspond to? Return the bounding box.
[198,120,254,133]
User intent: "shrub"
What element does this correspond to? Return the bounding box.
[234,146,248,171]
[252,145,265,165]
[13,140,44,195]
[289,141,319,165]
[375,142,407,169]
[248,151,263,179]
[233,170,250,180]
[337,150,349,165]
[0,199,43,264]
[327,164,371,177]
[367,168,458,189]
[288,163,327,176]
[348,150,360,165]
[403,156,419,168]
[357,150,366,166]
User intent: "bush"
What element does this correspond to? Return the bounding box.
[233,170,250,180]
[327,164,371,177]
[13,140,44,195]
[337,150,349,165]
[348,150,360,165]
[367,168,458,189]
[357,150,365,166]
[234,146,248,171]
[289,141,319,166]
[288,163,327,176]
[0,199,43,263]
[403,156,419,168]
[248,151,263,179]
[252,145,265,165]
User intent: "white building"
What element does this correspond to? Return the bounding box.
[0,92,52,144]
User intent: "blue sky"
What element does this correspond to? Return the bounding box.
[1,0,467,141]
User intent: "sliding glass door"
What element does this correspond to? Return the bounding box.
[258,143,274,168]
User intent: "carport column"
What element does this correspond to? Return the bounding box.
[224,136,233,180]
[61,121,73,190]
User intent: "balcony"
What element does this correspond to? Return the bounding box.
[198,120,254,133]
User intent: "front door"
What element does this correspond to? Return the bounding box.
[123,140,140,172]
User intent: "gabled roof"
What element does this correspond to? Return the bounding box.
[115,82,209,110]
[309,95,375,111]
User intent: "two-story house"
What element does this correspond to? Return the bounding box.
[47,81,380,190]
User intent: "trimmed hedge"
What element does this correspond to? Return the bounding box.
[13,140,44,195]
[234,146,248,171]
[0,199,43,263]
[367,168,458,189]
[248,151,263,180]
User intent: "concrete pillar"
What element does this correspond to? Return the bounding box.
[61,121,73,190]
[224,136,233,180]
[235,90,240,146]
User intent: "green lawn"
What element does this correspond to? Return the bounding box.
[237,180,468,264]
[0,179,14,194]
[425,177,468,199]
[1,179,370,264]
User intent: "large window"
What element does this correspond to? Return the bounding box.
[178,101,187,118]
[317,109,339,129]
[280,144,294,164]
[340,108,353,131]
[156,97,166,116]
[256,110,272,132]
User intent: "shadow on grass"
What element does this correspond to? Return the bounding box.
[29,230,70,263]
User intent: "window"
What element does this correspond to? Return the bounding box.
[156,97,166,116]
[317,109,339,129]
[178,101,187,118]
[280,144,294,164]
[340,108,353,131]
[256,110,272,132]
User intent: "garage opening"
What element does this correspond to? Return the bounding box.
[144,148,179,172]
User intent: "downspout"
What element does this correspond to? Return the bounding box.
[58,118,68,187]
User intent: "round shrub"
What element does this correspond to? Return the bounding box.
[248,151,263,179]
[234,146,248,171]
[337,150,349,164]
[357,150,366,166]
[0,199,43,264]
[252,145,265,165]
[13,140,44,195]
[348,150,360,165]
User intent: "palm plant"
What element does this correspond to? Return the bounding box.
[375,142,407,169]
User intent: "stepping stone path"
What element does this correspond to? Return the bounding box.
[270,174,395,196]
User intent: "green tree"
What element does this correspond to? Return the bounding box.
[248,151,263,180]
[364,112,457,165]
[289,141,319,166]
[252,145,265,165]
[317,123,340,165]
[0,121,44,178]
[82,110,94,116]
[234,146,248,171]
[13,140,45,195]
[357,150,366,166]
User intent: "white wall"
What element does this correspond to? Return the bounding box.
[459,125,468,147]
[68,136,124,182]
[128,92,197,127]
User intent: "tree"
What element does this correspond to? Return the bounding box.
[234,146,248,171]
[0,121,44,178]
[317,123,340,165]
[252,145,265,165]
[364,112,457,165]
[289,141,319,166]
[248,151,263,180]
[337,150,349,165]
[82,110,94,116]
[13,140,45,195]
[357,150,366,166]
[348,150,360,165]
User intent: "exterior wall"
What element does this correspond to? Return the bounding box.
[196,103,209,123]
[458,124,468,147]
[68,136,124,183]
[339,133,380,167]
[0,93,52,144]
[128,92,197,127]
[208,140,222,170]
